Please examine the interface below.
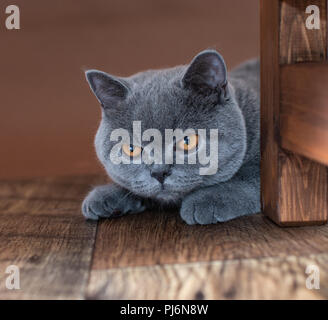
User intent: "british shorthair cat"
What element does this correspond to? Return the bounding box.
[82,50,260,225]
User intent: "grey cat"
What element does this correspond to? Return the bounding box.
[82,50,260,225]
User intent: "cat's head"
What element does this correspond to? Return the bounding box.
[85,50,246,203]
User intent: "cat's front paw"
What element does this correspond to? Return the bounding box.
[180,196,217,225]
[180,184,259,225]
[82,184,146,220]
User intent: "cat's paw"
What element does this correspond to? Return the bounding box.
[82,185,146,220]
[180,197,217,225]
[180,186,259,225]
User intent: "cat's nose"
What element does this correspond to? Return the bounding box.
[151,170,171,184]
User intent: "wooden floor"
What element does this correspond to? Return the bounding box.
[0,175,327,300]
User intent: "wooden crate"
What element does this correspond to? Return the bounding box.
[261,0,328,225]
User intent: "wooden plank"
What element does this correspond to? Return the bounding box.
[0,215,97,299]
[280,0,327,64]
[260,0,281,224]
[278,153,328,225]
[261,0,328,226]
[0,175,108,217]
[0,175,107,202]
[281,63,328,164]
[0,177,99,299]
[279,0,328,225]
[87,253,328,300]
[91,212,328,269]
[1,175,328,299]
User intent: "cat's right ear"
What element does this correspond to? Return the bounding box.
[182,50,227,94]
[85,70,129,107]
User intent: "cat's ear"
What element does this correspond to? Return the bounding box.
[85,70,129,107]
[182,50,227,93]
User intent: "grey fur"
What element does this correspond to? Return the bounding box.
[82,50,260,225]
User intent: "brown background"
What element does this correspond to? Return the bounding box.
[0,0,259,179]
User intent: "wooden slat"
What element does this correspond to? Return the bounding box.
[260,0,281,224]
[278,153,328,224]
[279,0,328,225]
[1,175,328,299]
[281,63,328,164]
[87,254,328,300]
[261,0,328,226]
[280,0,327,64]
[91,211,328,270]
[0,175,107,202]
[0,175,108,217]
[90,188,328,299]
[0,215,97,299]
[0,176,99,299]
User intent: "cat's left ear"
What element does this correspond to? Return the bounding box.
[182,50,227,93]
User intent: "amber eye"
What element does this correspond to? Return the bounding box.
[122,144,142,157]
[177,134,198,151]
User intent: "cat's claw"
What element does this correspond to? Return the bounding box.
[82,185,146,220]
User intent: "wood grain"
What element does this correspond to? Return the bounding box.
[261,0,328,226]
[0,176,101,299]
[0,215,97,299]
[0,175,108,217]
[280,63,328,165]
[278,0,328,225]
[91,211,328,269]
[280,0,327,64]
[1,175,328,299]
[260,0,281,223]
[87,254,328,300]
[279,153,328,225]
